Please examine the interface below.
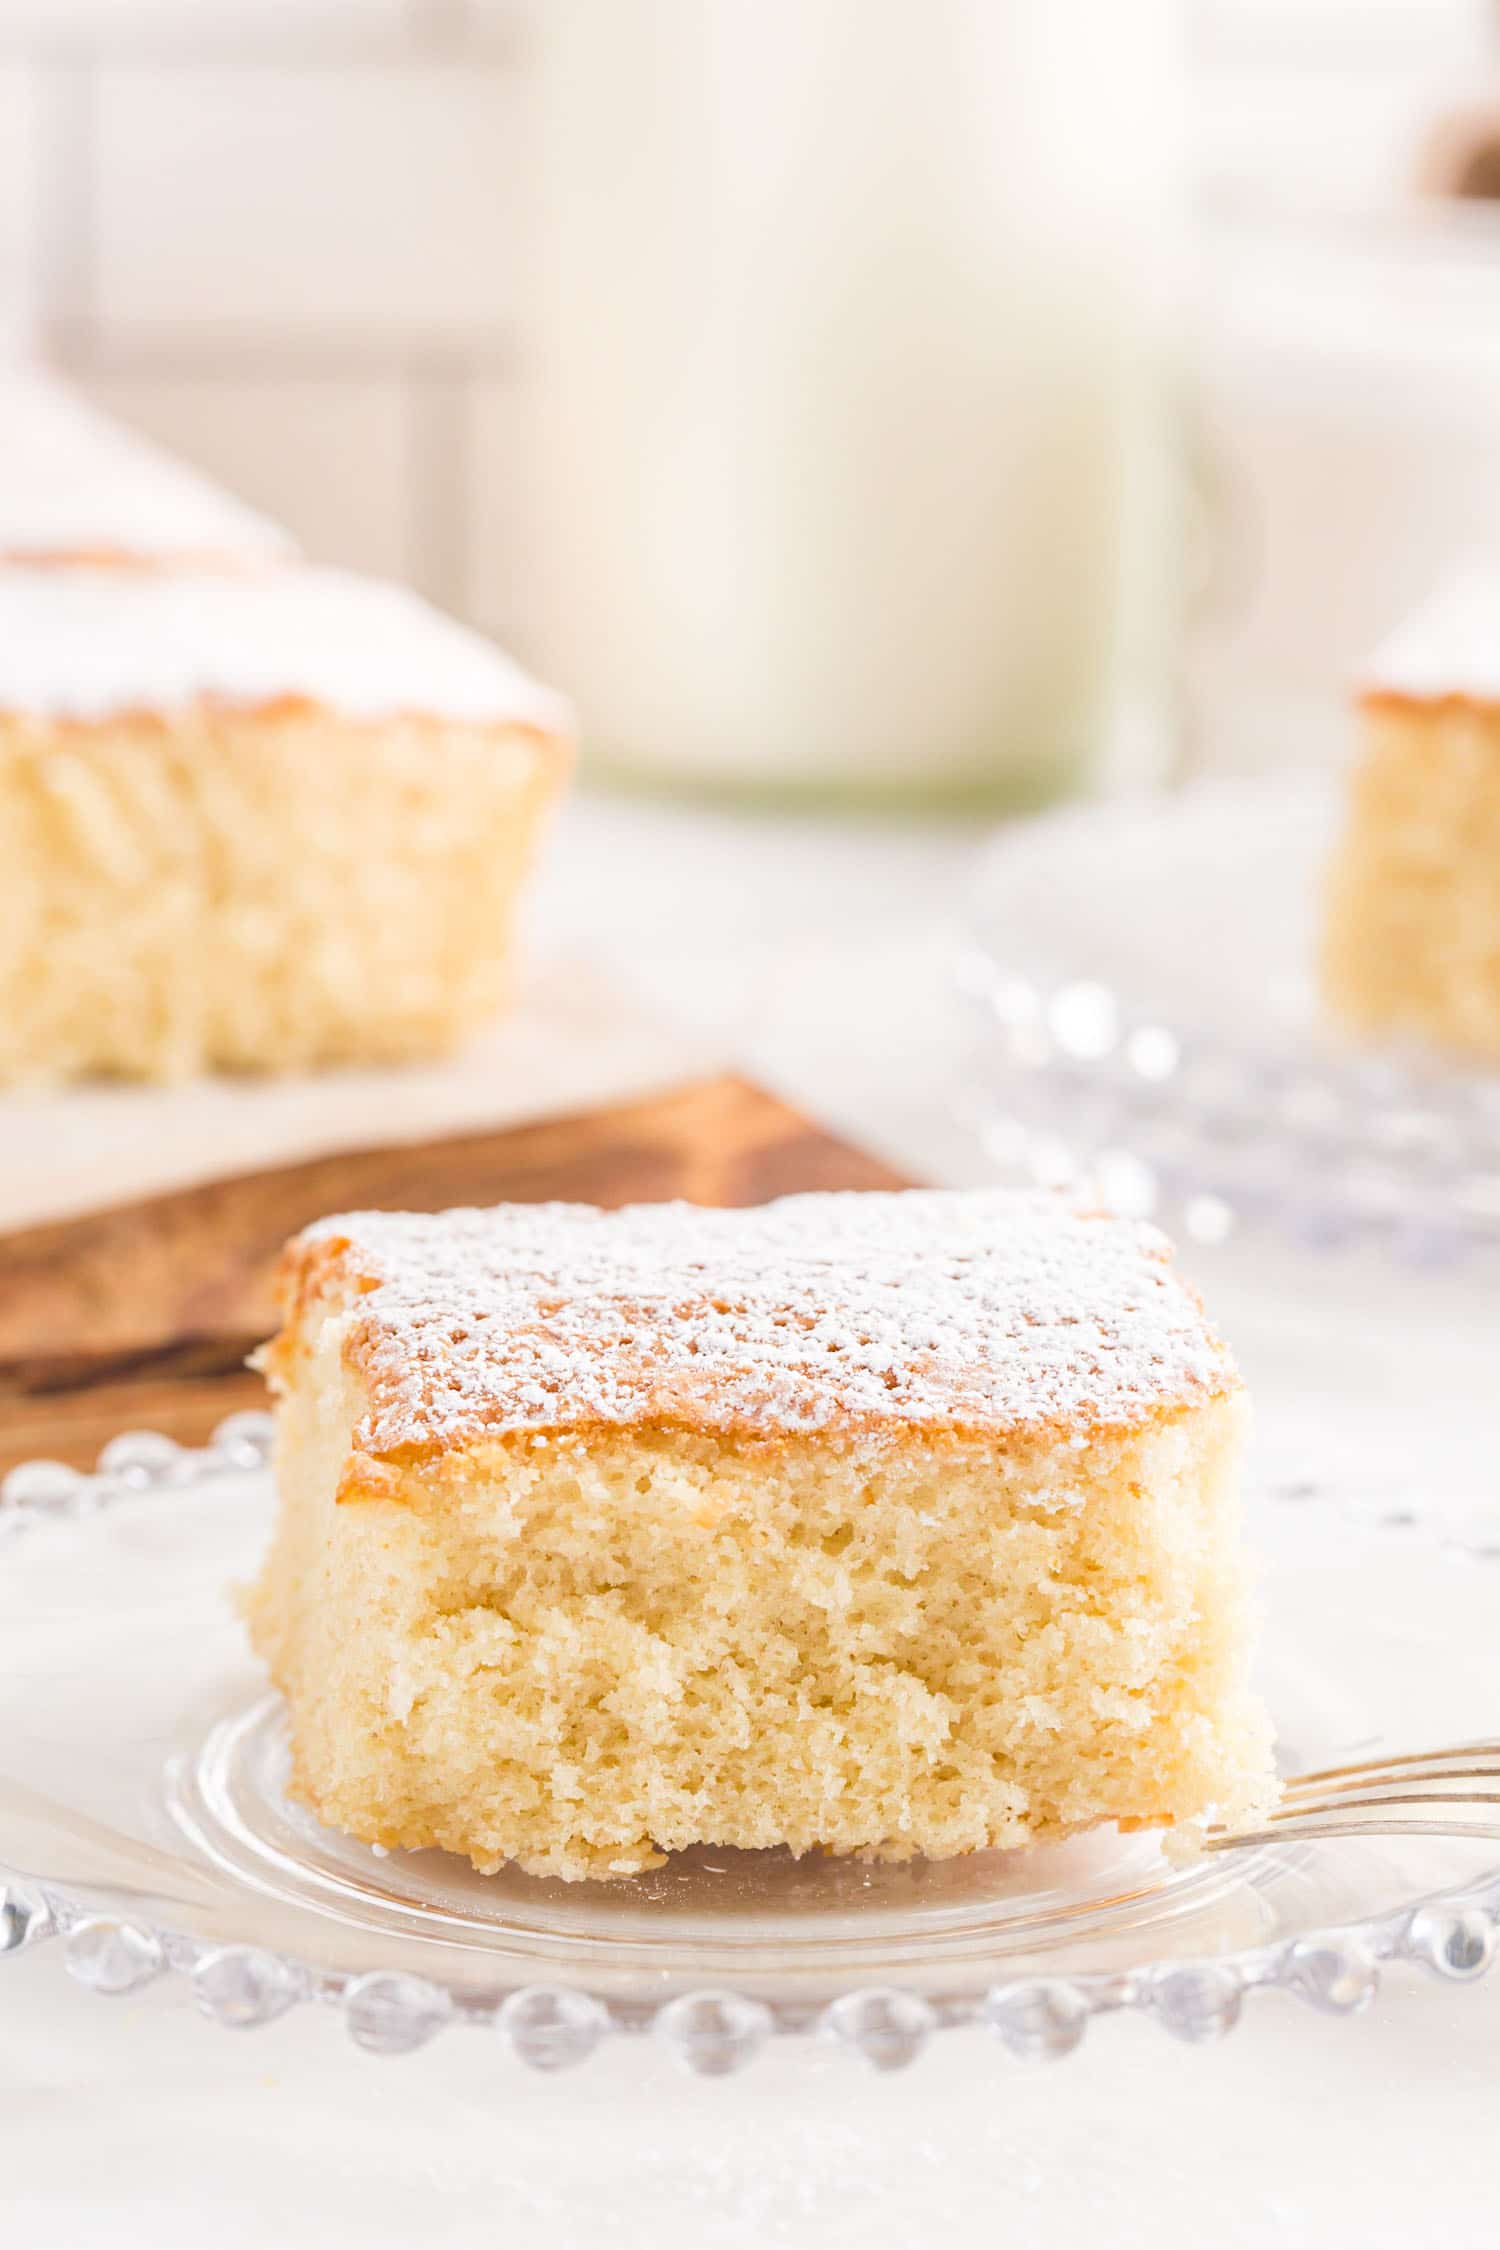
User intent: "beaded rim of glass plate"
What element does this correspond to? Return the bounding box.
[3,1414,1500,2077]
[954,780,1500,1265]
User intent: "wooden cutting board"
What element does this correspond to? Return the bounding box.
[0,1075,910,1473]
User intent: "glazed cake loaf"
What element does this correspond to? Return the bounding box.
[1323,570,1500,1059]
[0,375,292,567]
[248,1188,1274,1882]
[0,566,570,1080]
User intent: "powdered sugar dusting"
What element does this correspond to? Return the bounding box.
[1364,566,1500,704]
[0,565,569,729]
[0,374,291,562]
[293,1190,1235,1455]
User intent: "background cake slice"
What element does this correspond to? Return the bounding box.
[1323,568,1500,1060]
[248,1188,1274,1883]
[0,565,570,1081]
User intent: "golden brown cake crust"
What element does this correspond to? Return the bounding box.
[270,1190,1239,1469]
[0,695,571,750]
[1358,687,1500,719]
[0,545,276,573]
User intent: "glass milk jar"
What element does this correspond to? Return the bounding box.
[531,0,1179,804]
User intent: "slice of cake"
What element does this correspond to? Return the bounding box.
[248,1188,1273,1882]
[1323,569,1500,1060]
[0,566,570,1080]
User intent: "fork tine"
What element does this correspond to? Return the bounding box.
[1209,1810,1500,1852]
[1279,1761,1500,1805]
[1279,1741,1500,1792]
[1266,1788,1500,1821]
[1208,1739,1500,1851]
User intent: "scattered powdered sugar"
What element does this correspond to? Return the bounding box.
[296,1190,1235,1455]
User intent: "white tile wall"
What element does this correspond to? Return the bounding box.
[458,0,526,40]
[94,64,529,343]
[0,0,416,51]
[1192,66,1485,215]
[0,66,44,356]
[81,373,415,578]
[3,0,1496,682]
[1193,0,1494,67]
[462,376,546,670]
[0,1,539,645]
[1191,0,1500,214]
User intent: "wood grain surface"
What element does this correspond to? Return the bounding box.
[0,1075,909,1471]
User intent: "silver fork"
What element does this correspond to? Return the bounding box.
[1209,1741,1500,1850]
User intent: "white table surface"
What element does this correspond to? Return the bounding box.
[4,785,1497,2249]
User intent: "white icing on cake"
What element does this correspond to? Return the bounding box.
[293,1189,1235,1453]
[0,376,291,559]
[1364,567,1500,704]
[0,566,570,729]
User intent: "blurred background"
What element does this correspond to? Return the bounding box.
[5,0,1500,1272]
[3,0,1499,801]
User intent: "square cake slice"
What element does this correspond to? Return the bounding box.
[248,1189,1274,1881]
[1323,569,1500,1060]
[0,566,569,1081]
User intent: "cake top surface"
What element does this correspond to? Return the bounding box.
[0,376,291,562]
[286,1189,1236,1456]
[0,564,569,730]
[1362,567,1500,706]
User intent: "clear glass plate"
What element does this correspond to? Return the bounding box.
[956,776,1500,1264]
[2,1415,1498,2074]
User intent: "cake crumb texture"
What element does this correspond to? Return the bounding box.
[0,708,562,1081]
[249,1191,1274,1881]
[0,563,568,1082]
[1323,697,1500,1060]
